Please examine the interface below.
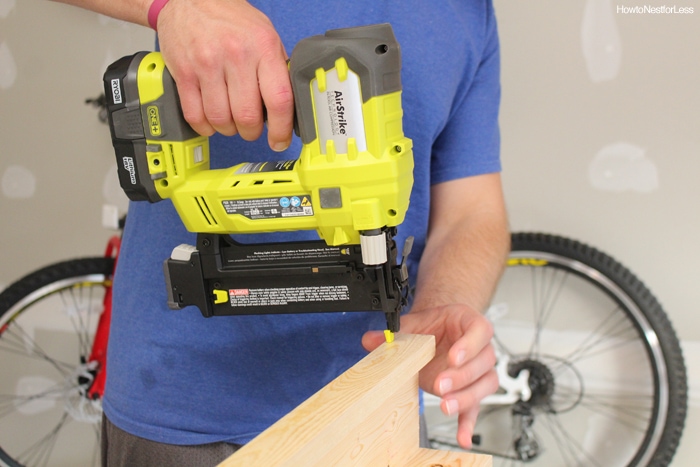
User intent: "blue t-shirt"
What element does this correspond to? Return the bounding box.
[104,0,501,445]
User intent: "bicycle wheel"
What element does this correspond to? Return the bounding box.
[427,232,687,466]
[0,257,114,467]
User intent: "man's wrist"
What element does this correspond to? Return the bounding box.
[147,0,169,30]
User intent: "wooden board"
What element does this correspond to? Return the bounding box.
[218,334,492,467]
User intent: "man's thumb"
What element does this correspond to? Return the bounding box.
[361,330,387,352]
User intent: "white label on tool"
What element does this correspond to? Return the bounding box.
[312,68,367,154]
[122,156,137,185]
[111,79,122,104]
[221,195,313,219]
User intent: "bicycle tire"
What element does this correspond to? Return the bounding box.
[0,257,114,467]
[428,232,687,466]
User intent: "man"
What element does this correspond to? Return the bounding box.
[54,0,510,464]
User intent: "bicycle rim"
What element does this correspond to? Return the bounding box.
[428,233,686,466]
[0,258,113,467]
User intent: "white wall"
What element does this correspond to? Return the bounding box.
[497,1,699,342]
[493,1,699,464]
[0,0,698,464]
[0,0,151,284]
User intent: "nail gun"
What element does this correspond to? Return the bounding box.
[102,23,414,333]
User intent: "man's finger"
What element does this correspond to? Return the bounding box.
[457,405,481,449]
[435,343,496,396]
[258,51,294,151]
[439,367,498,417]
[176,77,216,136]
[225,61,266,141]
[198,68,240,137]
[448,314,493,367]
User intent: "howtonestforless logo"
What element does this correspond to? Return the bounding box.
[616,4,694,14]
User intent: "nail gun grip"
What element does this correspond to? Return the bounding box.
[290,23,402,146]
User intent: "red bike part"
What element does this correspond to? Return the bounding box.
[87,234,121,399]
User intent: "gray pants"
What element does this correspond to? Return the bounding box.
[101,416,242,467]
[101,415,430,467]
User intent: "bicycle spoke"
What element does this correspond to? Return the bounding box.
[528,266,568,357]
[0,381,72,419]
[0,321,76,375]
[551,384,585,411]
[577,390,653,432]
[492,333,516,361]
[559,307,641,366]
[60,286,99,359]
[17,411,70,467]
[540,411,603,467]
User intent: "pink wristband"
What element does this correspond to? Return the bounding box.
[147,0,170,31]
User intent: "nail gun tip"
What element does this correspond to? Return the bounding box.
[384,329,395,343]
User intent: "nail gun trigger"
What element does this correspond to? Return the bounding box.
[402,236,414,260]
[399,236,414,282]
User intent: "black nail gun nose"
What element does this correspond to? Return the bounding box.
[102,23,414,333]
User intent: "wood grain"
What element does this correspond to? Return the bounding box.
[218,334,491,467]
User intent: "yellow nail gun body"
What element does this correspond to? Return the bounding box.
[104,24,413,332]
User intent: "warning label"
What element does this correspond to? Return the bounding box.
[228,286,350,307]
[222,195,313,220]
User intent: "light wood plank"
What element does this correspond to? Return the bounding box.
[218,334,491,467]
[314,375,418,466]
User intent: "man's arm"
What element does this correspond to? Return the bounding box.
[50,0,294,151]
[364,172,510,448]
[414,173,509,313]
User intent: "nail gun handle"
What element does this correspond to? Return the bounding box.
[290,23,402,153]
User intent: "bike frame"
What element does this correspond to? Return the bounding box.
[86,234,120,400]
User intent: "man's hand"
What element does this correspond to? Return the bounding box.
[50,0,293,150]
[362,304,498,449]
[156,0,294,151]
[361,174,508,449]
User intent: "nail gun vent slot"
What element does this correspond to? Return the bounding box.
[169,144,178,176]
[195,196,218,225]
[272,180,292,184]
